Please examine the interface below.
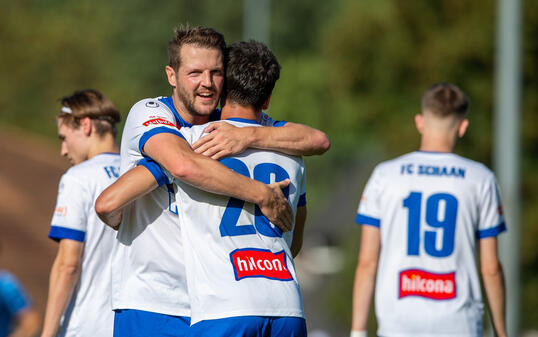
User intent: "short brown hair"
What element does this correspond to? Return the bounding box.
[57,89,121,137]
[168,25,226,71]
[421,83,469,118]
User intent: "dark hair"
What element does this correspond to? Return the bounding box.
[57,89,121,137]
[224,40,281,111]
[168,25,226,71]
[421,83,469,118]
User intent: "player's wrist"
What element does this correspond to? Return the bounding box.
[350,330,368,337]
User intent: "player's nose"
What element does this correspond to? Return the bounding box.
[60,142,68,157]
[201,70,212,87]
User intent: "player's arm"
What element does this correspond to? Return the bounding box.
[192,121,330,159]
[144,133,293,229]
[9,307,40,337]
[351,225,380,336]
[95,166,158,229]
[480,236,507,337]
[41,239,83,337]
[290,206,306,258]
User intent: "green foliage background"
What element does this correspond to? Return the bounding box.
[1,0,536,331]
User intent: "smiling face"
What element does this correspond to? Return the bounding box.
[57,119,89,165]
[167,44,224,122]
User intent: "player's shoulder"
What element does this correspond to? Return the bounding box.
[372,152,414,173]
[0,270,19,288]
[64,153,120,180]
[449,154,496,181]
[128,97,170,114]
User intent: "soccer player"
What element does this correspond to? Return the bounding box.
[41,89,121,337]
[101,40,308,337]
[350,83,507,337]
[96,26,328,337]
[0,243,40,337]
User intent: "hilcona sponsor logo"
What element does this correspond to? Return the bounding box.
[142,117,175,127]
[230,249,293,281]
[399,269,456,300]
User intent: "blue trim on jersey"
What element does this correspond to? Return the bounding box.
[138,127,186,154]
[158,96,193,127]
[225,117,260,125]
[477,222,507,239]
[48,226,85,242]
[188,316,306,337]
[298,193,306,207]
[137,158,170,186]
[355,213,380,227]
[272,120,287,127]
[99,152,120,156]
[113,309,190,337]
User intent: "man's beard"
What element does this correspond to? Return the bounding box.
[176,83,216,117]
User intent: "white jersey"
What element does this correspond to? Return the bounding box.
[49,153,120,337]
[175,118,306,324]
[356,151,506,337]
[112,97,284,316]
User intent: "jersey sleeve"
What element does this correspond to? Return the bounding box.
[49,173,90,242]
[260,112,287,127]
[137,158,173,187]
[355,167,382,228]
[125,99,186,158]
[0,273,32,316]
[476,174,507,239]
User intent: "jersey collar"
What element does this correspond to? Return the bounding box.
[224,117,260,125]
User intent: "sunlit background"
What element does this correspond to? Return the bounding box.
[0,0,536,336]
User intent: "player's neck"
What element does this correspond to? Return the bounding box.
[87,134,118,159]
[220,102,260,122]
[419,133,456,153]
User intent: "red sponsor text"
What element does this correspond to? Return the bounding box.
[142,118,176,127]
[230,249,293,281]
[399,269,456,300]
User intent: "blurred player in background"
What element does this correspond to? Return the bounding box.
[351,83,507,337]
[96,25,328,337]
[0,243,40,337]
[41,89,121,337]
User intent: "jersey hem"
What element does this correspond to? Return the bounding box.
[191,309,304,325]
[111,303,190,318]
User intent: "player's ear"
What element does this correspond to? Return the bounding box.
[262,95,272,110]
[457,118,469,138]
[414,114,424,135]
[80,117,92,136]
[165,66,177,88]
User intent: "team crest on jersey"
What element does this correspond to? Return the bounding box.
[142,117,176,127]
[230,248,293,281]
[145,101,160,108]
[399,269,456,300]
